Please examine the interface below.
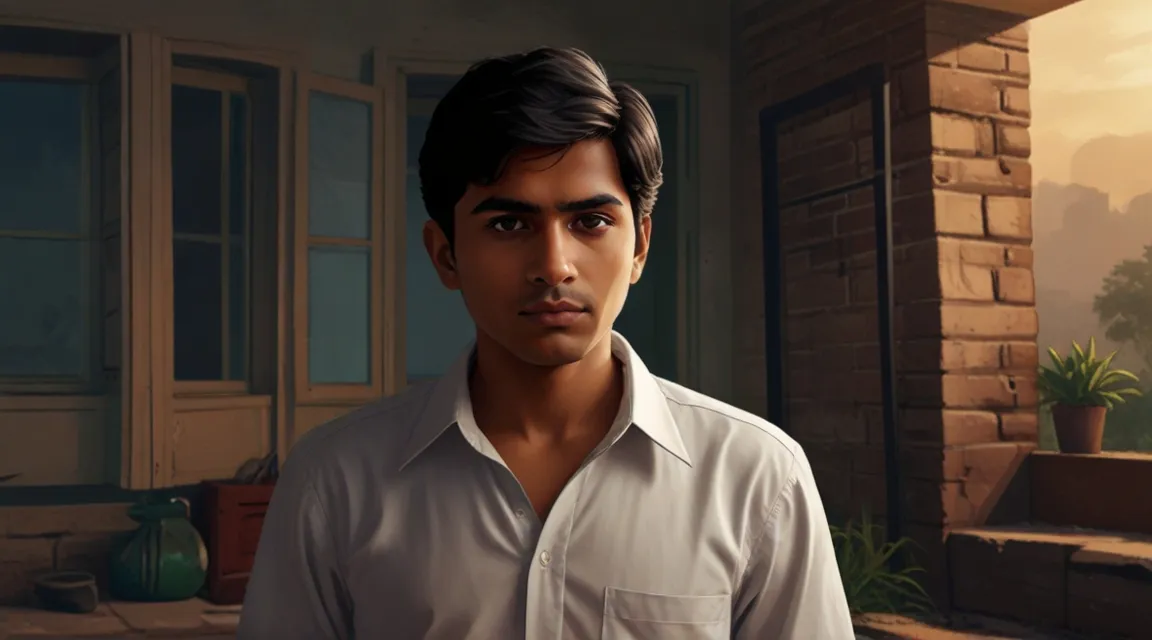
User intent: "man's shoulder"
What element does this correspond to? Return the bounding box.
[287,381,437,474]
[654,377,802,463]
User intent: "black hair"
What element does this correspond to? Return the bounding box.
[418,47,663,247]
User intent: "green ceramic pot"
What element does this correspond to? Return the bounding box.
[108,497,208,601]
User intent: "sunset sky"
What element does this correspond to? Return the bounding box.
[1031,0,1152,187]
[1029,0,1152,376]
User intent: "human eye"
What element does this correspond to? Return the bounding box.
[486,216,526,232]
[572,214,612,232]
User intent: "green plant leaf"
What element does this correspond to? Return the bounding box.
[1039,339,1143,406]
[1099,390,1127,406]
[1105,368,1141,383]
[833,510,935,616]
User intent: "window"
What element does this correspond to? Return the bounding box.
[296,75,384,399]
[404,74,474,383]
[0,27,123,488]
[0,65,95,388]
[170,69,251,387]
[612,91,682,381]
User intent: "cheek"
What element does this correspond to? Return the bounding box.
[451,240,514,292]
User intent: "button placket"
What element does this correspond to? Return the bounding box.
[523,468,591,640]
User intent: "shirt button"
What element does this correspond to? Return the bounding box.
[514,508,526,519]
[539,550,551,567]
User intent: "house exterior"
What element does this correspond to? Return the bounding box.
[8,0,1144,636]
[0,0,732,604]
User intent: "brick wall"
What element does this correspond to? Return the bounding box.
[732,0,1041,604]
[0,504,135,604]
[732,0,936,530]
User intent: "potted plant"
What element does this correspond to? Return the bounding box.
[1038,337,1143,454]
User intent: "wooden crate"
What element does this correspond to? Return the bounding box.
[196,480,276,605]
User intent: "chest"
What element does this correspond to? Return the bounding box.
[495,438,597,520]
[343,443,747,640]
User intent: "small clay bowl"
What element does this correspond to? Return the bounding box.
[33,570,99,614]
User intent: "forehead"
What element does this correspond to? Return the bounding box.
[471,139,629,205]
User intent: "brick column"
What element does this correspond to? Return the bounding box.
[903,1,1041,603]
[732,0,1040,605]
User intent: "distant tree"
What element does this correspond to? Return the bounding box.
[1095,244,1152,376]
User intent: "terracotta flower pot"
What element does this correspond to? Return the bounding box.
[1051,404,1107,454]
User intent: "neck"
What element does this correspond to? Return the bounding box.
[469,332,623,443]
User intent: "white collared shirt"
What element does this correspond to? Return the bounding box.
[239,332,854,639]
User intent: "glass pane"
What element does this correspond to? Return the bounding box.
[406,114,431,168]
[613,94,680,381]
[405,172,474,379]
[406,74,458,100]
[229,93,248,236]
[308,92,371,239]
[0,81,85,234]
[173,239,223,380]
[0,238,85,376]
[228,239,247,381]
[172,84,223,235]
[308,246,371,384]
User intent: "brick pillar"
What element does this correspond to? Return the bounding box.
[912,0,1041,590]
[732,0,1040,607]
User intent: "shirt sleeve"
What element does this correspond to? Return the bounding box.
[237,462,353,640]
[732,451,856,639]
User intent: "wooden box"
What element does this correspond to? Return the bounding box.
[197,480,276,605]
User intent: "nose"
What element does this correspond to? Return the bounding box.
[526,220,577,286]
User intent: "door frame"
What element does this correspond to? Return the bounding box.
[758,63,903,543]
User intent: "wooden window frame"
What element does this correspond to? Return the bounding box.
[0,26,298,490]
[293,73,386,403]
[399,96,438,387]
[0,53,105,395]
[381,61,467,394]
[148,38,296,487]
[169,66,254,397]
[613,76,698,388]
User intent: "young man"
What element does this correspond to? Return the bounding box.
[239,47,854,639]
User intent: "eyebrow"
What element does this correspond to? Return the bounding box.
[470,193,624,215]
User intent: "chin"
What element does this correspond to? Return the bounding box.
[512,332,595,367]
[482,323,606,368]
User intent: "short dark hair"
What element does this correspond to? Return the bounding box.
[418,47,663,247]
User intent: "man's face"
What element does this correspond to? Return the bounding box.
[423,139,651,367]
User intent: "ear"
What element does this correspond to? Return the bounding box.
[423,220,461,290]
[631,214,652,285]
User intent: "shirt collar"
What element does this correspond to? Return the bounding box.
[397,331,692,470]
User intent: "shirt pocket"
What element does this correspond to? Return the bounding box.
[601,587,731,640]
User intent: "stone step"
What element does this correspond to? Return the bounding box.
[949,525,1152,638]
[856,613,1059,639]
[855,612,1120,639]
[0,598,238,638]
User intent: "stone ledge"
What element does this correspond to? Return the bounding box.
[949,525,1152,638]
[947,0,1079,20]
[0,598,238,637]
[0,504,136,538]
[855,612,1097,639]
[1030,450,1152,535]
